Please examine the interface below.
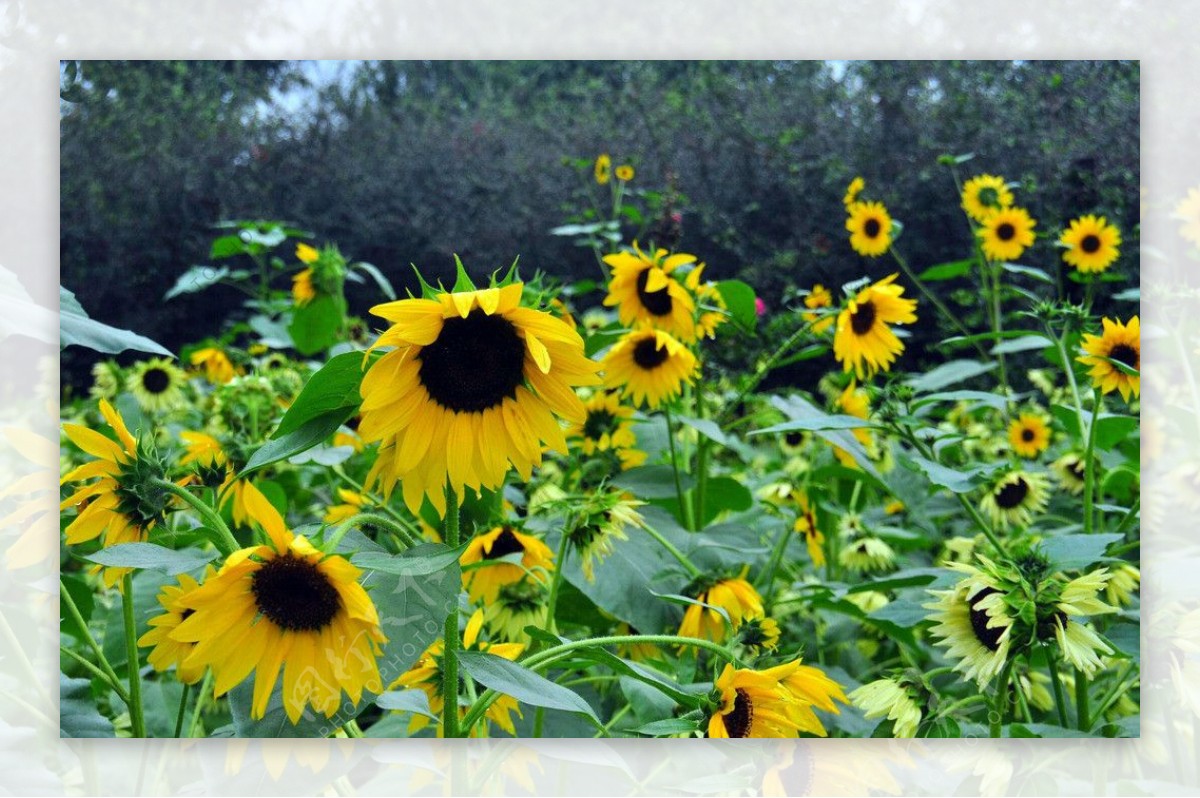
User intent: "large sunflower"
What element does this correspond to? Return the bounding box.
[708,660,846,738]
[602,245,699,342]
[845,201,893,257]
[960,174,1013,222]
[460,525,555,604]
[979,470,1049,529]
[1060,214,1121,274]
[602,327,698,409]
[925,564,1015,687]
[1007,412,1052,458]
[127,358,188,413]
[60,399,173,588]
[678,575,764,644]
[172,488,387,723]
[977,206,1036,262]
[358,277,599,516]
[1077,315,1140,401]
[832,273,918,379]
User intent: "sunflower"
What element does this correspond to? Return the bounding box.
[1051,452,1089,494]
[1104,563,1141,607]
[925,564,1015,687]
[845,201,893,257]
[392,609,524,736]
[358,276,599,516]
[127,358,187,413]
[678,574,764,644]
[802,284,835,334]
[615,164,635,182]
[839,537,895,574]
[324,488,367,524]
[1008,412,1052,458]
[850,677,923,738]
[736,616,781,656]
[569,392,639,456]
[485,580,549,643]
[793,493,825,567]
[292,268,316,306]
[602,245,700,342]
[89,360,122,400]
[1054,616,1114,677]
[832,273,918,379]
[977,206,1036,262]
[138,568,212,684]
[460,525,555,604]
[979,470,1049,529]
[190,346,237,384]
[602,327,698,409]
[565,496,643,582]
[1060,215,1121,273]
[686,263,729,339]
[60,400,172,588]
[172,488,386,723]
[960,174,1013,223]
[594,153,612,185]
[1078,315,1140,401]
[831,379,876,467]
[707,660,846,738]
[843,176,865,207]
[296,242,320,264]
[178,431,272,531]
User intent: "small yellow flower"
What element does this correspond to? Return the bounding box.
[845,201,893,257]
[615,164,635,181]
[594,153,612,185]
[978,206,1036,262]
[1060,215,1121,274]
[1008,412,1052,458]
[292,268,316,306]
[803,284,835,334]
[296,242,320,264]
[960,174,1013,222]
[678,575,764,644]
[189,346,237,384]
[1078,316,1140,401]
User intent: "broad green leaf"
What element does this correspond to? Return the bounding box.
[242,409,354,475]
[164,265,230,300]
[675,415,731,446]
[60,674,115,738]
[912,390,1008,411]
[84,543,217,575]
[905,359,996,393]
[697,477,752,525]
[288,293,343,355]
[209,234,246,260]
[611,465,696,500]
[845,567,944,594]
[902,454,1001,493]
[457,651,599,722]
[273,351,370,437]
[1050,405,1139,450]
[751,415,877,435]
[715,279,757,330]
[991,334,1053,355]
[868,598,928,628]
[1000,263,1054,283]
[60,574,94,642]
[352,543,468,577]
[1038,533,1122,570]
[376,689,438,720]
[918,259,973,281]
[60,286,172,356]
[634,718,700,736]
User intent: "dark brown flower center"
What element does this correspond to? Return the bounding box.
[142,367,170,394]
[996,222,1016,241]
[632,337,670,370]
[583,410,618,440]
[1108,343,1138,369]
[725,688,754,737]
[1080,234,1101,253]
[863,218,882,238]
[252,554,341,632]
[994,477,1029,509]
[484,527,525,560]
[635,268,674,317]
[417,309,526,413]
[785,432,804,446]
[968,587,1005,652]
[850,299,877,335]
[1021,428,1035,442]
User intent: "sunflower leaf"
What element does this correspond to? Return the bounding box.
[633,717,701,737]
[1037,533,1122,571]
[242,409,353,475]
[375,689,438,720]
[353,543,468,577]
[60,674,116,738]
[715,279,757,331]
[917,259,973,281]
[611,465,696,499]
[271,351,371,438]
[83,543,217,575]
[60,286,173,356]
[905,359,997,393]
[457,651,600,723]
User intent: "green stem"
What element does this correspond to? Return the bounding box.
[639,523,702,579]
[715,318,815,426]
[1043,642,1070,728]
[890,247,987,359]
[991,657,1015,737]
[343,719,365,738]
[122,573,146,737]
[936,693,987,719]
[188,670,212,737]
[692,385,711,528]
[1082,388,1102,534]
[327,512,419,552]
[1050,323,1087,433]
[1074,666,1090,731]
[663,407,696,531]
[544,531,572,636]
[595,703,633,737]
[1088,662,1136,730]
[533,707,545,738]
[60,579,126,699]
[1111,499,1139,537]
[152,479,240,556]
[59,646,129,704]
[173,684,191,738]
[441,483,461,739]
[1014,672,1033,723]
[988,261,1011,401]
[760,520,793,604]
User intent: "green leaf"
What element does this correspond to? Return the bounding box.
[991,334,1053,355]
[1112,287,1140,302]
[868,598,929,628]
[633,718,699,736]
[768,394,883,479]
[715,280,757,330]
[60,674,115,738]
[1050,405,1139,450]
[84,543,217,575]
[457,651,599,722]
[1038,533,1122,570]
[288,293,343,356]
[352,262,397,300]
[164,265,230,300]
[674,415,731,446]
[352,543,468,577]
[845,567,944,594]
[912,390,1009,412]
[242,409,353,475]
[918,259,973,281]
[1000,263,1054,283]
[273,352,370,438]
[751,415,876,435]
[905,359,996,393]
[1007,723,1091,738]
[60,286,173,356]
[209,234,246,260]
[376,689,438,720]
[698,477,752,525]
[611,465,695,500]
[60,574,94,642]
[902,454,1001,493]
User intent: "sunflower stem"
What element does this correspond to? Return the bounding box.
[59,645,129,704]
[327,512,419,552]
[60,579,127,702]
[991,657,1016,737]
[188,670,212,737]
[152,479,240,557]
[1087,662,1135,731]
[1074,666,1090,731]
[988,260,1011,402]
[663,407,696,531]
[544,531,572,636]
[121,573,146,738]
[759,518,793,605]
[889,247,986,359]
[173,683,191,739]
[692,384,711,529]
[1082,388,1102,534]
[1111,498,1141,539]
[638,522,702,579]
[1043,642,1070,728]
[441,483,462,739]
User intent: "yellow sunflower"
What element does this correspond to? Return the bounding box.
[172,488,386,723]
[615,164,635,182]
[832,273,918,379]
[842,176,865,207]
[569,392,639,455]
[138,568,213,684]
[845,201,893,257]
[594,153,612,185]
[924,563,1015,687]
[1060,215,1121,273]
[358,277,599,516]
[127,358,188,413]
[831,378,876,467]
[803,284,835,334]
[178,430,272,531]
[296,242,320,264]
[1051,452,1088,494]
[708,660,846,738]
[460,525,555,604]
[979,470,1049,529]
[850,677,923,738]
[190,346,237,384]
[960,174,1013,222]
[602,327,698,409]
[292,268,316,306]
[60,399,173,588]
[324,488,367,524]
[602,245,699,342]
[685,263,729,339]
[792,493,825,567]
[1078,315,1140,401]
[1007,412,1052,458]
[977,206,1036,262]
[678,575,764,644]
[392,609,524,736]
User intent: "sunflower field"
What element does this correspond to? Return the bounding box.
[58,148,1139,740]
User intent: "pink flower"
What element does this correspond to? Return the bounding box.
[755,297,767,317]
